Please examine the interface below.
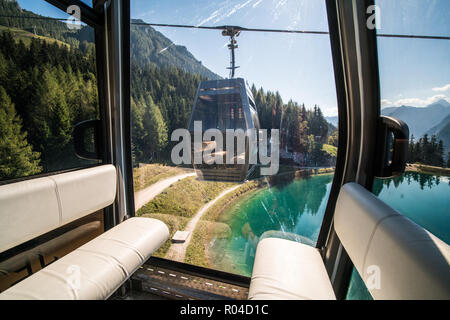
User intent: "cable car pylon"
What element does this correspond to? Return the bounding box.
[222,27,240,78]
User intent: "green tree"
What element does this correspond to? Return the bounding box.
[329,128,339,147]
[291,106,308,153]
[28,68,72,171]
[131,96,146,163]
[407,135,415,163]
[142,96,168,161]
[435,140,444,167]
[0,51,6,85]
[0,86,41,179]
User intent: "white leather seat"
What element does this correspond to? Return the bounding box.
[249,182,450,300]
[0,217,169,300]
[248,238,336,300]
[0,165,117,253]
[335,183,450,300]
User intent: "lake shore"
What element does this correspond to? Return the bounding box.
[186,168,335,271]
[406,163,450,177]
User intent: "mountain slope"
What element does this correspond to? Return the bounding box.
[427,114,450,157]
[325,116,338,127]
[427,113,450,136]
[435,122,450,155]
[0,0,91,45]
[131,19,220,80]
[381,100,450,139]
[0,1,219,80]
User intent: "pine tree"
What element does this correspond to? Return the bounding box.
[291,106,308,153]
[142,96,168,162]
[131,96,145,162]
[30,68,72,171]
[436,140,444,167]
[408,135,415,163]
[0,86,41,180]
[0,51,6,85]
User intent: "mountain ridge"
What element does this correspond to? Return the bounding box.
[327,100,450,152]
[0,0,220,80]
[426,113,450,157]
[130,19,220,80]
[381,99,450,139]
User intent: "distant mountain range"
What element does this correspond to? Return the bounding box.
[325,116,338,127]
[383,100,450,158]
[326,99,450,140]
[381,99,450,140]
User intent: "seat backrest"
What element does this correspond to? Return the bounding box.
[334,183,450,300]
[0,165,117,254]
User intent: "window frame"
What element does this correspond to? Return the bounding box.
[124,0,359,287]
[0,0,386,294]
[317,0,382,299]
[0,1,108,186]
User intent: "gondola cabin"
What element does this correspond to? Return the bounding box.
[188,78,260,182]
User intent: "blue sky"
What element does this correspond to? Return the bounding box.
[17,0,450,116]
[376,0,450,109]
[130,0,338,116]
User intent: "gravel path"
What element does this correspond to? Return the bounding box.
[165,184,243,262]
[134,172,197,211]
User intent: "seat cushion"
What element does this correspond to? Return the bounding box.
[0,165,117,253]
[248,238,336,300]
[0,217,169,300]
[335,183,450,300]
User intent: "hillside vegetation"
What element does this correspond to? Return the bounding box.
[133,163,187,192]
[136,177,235,257]
[0,0,339,182]
[0,25,70,47]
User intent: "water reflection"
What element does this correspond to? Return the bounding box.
[373,172,448,196]
[208,174,333,276]
[373,172,450,245]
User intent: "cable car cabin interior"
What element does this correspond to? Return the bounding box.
[188,78,260,182]
[0,0,449,302]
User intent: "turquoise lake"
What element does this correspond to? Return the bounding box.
[208,174,334,276]
[208,172,450,277]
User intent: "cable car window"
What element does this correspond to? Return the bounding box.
[347,0,450,300]
[131,0,339,277]
[189,93,245,131]
[375,0,450,245]
[0,0,101,184]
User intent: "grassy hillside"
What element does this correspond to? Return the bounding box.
[136,177,235,257]
[133,164,188,192]
[0,25,70,48]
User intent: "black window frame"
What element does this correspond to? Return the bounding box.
[318,0,382,299]
[0,1,110,187]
